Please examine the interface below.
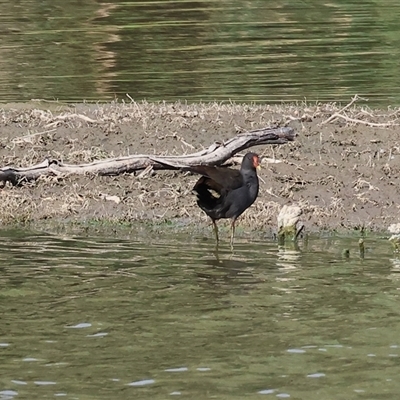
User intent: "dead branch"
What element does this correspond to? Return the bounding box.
[0,126,295,186]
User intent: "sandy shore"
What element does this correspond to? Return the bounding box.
[0,100,399,237]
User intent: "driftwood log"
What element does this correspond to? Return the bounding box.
[0,126,295,186]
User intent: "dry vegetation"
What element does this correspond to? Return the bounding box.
[1,97,400,235]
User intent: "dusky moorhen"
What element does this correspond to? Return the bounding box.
[190,152,260,248]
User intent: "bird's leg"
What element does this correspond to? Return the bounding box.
[212,219,219,243]
[213,243,221,260]
[230,219,236,251]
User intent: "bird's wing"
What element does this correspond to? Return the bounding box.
[189,166,244,191]
[193,175,223,194]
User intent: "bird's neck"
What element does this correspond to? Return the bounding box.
[241,168,257,182]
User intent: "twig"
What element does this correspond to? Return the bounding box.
[320,95,399,127]
[12,129,57,144]
[327,115,398,128]
[320,94,364,125]
[45,113,99,128]
[137,165,153,179]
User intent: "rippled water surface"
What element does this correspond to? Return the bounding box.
[1,0,400,105]
[1,228,400,399]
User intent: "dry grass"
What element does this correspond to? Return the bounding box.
[2,95,399,132]
[0,188,37,224]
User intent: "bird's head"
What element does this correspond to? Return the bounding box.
[241,152,261,171]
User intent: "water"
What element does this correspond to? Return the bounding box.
[1,0,400,106]
[0,228,400,398]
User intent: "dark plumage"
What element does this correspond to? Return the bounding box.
[190,152,260,248]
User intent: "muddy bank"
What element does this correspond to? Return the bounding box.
[0,100,399,236]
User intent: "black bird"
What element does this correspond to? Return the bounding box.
[190,152,260,248]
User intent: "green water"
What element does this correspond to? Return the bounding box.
[0,228,400,399]
[1,0,400,105]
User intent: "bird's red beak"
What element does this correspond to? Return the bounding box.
[253,155,261,169]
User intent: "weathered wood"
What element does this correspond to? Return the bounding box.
[0,126,295,186]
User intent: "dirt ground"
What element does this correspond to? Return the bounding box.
[1,99,400,236]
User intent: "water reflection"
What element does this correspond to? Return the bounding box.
[0,1,400,104]
[0,229,400,398]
